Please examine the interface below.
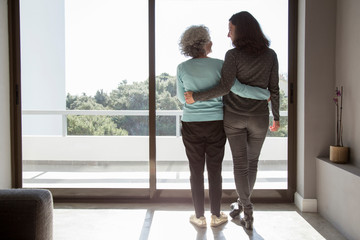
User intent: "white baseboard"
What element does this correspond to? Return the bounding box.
[294,192,318,212]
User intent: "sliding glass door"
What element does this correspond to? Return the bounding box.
[14,0,295,200]
[155,0,289,191]
[20,0,150,196]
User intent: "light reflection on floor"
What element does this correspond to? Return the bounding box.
[148,211,325,240]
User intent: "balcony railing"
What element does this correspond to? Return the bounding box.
[22,109,288,137]
[21,109,288,189]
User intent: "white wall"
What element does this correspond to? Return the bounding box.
[296,0,336,204]
[20,0,66,135]
[0,0,12,188]
[22,136,287,162]
[336,0,360,168]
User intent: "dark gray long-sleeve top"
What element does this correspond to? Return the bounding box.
[193,47,280,121]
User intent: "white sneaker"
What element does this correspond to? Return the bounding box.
[190,215,207,228]
[210,212,228,227]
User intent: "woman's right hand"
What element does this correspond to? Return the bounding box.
[269,120,280,132]
[184,91,195,104]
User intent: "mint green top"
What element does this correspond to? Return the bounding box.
[176,58,270,122]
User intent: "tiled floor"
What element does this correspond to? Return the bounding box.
[53,202,346,240]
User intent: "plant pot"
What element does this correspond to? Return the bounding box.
[329,146,349,163]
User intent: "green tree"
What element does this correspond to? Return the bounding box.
[67,115,128,136]
[66,73,289,137]
[94,89,110,107]
[109,80,148,110]
[66,92,128,136]
[155,73,182,136]
[66,93,78,110]
[106,79,149,135]
[67,93,104,110]
[106,74,182,136]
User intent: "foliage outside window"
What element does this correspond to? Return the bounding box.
[67,73,288,137]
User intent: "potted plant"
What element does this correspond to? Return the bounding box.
[330,86,349,163]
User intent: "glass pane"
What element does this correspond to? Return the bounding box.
[155,0,288,189]
[21,0,149,188]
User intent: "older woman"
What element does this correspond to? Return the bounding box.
[177,25,270,228]
[184,12,280,230]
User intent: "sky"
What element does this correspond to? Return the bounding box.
[65,0,288,95]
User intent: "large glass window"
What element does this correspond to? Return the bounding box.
[18,0,292,198]
[21,0,149,189]
[155,0,289,190]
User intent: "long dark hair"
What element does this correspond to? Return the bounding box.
[229,11,269,55]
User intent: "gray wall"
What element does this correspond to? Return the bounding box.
[315,1,360,239]
[336,0,360,168]
[297,0,337,199]
[317,159,360,240]
[0,0,12,189]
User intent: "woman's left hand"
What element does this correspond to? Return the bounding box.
[184,91,195,104]
[269,120,280,132]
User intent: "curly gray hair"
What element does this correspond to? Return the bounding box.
[179,25,211,58]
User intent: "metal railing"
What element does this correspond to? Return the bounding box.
[22,110,288,137]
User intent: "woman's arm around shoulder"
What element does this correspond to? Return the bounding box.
[191,50,237,102]
[230,80,270,100]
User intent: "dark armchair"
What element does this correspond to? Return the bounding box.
[0,189,53,240]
